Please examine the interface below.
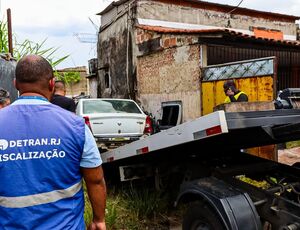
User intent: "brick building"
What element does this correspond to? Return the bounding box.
[97,0,300,122]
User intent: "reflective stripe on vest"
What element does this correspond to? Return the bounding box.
[224,91,245,103]
[0,181,82,208]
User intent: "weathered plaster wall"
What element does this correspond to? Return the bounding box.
[137,44,201,122]
[136,1,297,37]
[88,77,98,98]
[98,14,134,98]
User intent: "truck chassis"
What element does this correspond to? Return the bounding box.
[102,110,300,230]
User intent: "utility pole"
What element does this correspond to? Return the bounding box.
[7,8,13,57]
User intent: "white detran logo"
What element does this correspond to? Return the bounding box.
[0,139,9,150]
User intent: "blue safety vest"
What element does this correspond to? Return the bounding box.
[0,101,85,230]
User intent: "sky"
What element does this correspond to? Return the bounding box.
[1,0,300,69]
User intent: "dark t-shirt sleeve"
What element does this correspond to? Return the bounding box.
[68,100,76,113]
[51,94,76,112]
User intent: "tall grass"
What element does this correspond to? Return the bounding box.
[84,183,177,230]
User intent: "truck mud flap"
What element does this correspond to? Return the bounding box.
[176,177,262,230]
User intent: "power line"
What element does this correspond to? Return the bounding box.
[214,0,245,27]
[88,17,99,32]
[227,0,244,15]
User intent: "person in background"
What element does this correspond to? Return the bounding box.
[0,54,106,230]
[223,79,248,103]
[0,88,11,108]
[51,80,76,112]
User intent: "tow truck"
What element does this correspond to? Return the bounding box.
[101,108,300,230]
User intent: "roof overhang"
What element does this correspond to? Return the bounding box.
[136,24,300,48]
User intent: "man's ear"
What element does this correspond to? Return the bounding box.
[49,78,55,92]
[13,79,19,90]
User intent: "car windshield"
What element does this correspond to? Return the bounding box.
[83,100,142,114]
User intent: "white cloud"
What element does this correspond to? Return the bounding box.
[1,0,112,69]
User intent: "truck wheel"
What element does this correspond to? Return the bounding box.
[182,201,225,230]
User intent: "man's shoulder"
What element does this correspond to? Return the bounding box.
[52,95,75,104]
[52,94,71,101]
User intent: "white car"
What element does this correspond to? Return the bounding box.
[76,98,153,149]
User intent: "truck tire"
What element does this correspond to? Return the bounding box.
[182,201,225,230]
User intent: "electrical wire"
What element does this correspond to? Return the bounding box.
[227,0,244,15]
[214,0,245,26]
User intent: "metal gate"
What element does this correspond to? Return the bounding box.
[201,56,277,115]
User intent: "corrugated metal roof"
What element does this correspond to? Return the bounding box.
[136,25,300,47]
[98,0,300,21]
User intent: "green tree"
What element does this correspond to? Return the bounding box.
[55,71,81,96]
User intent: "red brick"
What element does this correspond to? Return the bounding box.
[163,38,170,47]
[169,38,177,47]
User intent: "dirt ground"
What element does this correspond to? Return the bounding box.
[278,146,300,166]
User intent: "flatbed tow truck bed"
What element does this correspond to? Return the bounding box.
[101,109,300,230]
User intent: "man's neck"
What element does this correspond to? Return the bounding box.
[20,92,49,100]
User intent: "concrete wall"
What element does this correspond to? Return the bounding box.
[137,44,201,122]
[88,77,98,98]
[136,1,297,37]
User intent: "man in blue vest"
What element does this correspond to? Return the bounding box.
[0,55,106,230]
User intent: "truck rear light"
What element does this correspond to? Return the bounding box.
[144,115,153,135]
[83,116,92,131]
[206,125,222,136]
[136,146,149,154]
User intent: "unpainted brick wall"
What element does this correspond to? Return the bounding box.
[137,44,201,122]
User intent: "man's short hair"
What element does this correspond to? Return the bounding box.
[54,80,66,91]
[223,79,236,91]
[15,55,53,83]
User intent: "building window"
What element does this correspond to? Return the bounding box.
[104,72,110,89]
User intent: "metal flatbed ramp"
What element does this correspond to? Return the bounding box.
[101,109,300,164]
[225,109,300,129]
[101,111,228,163]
